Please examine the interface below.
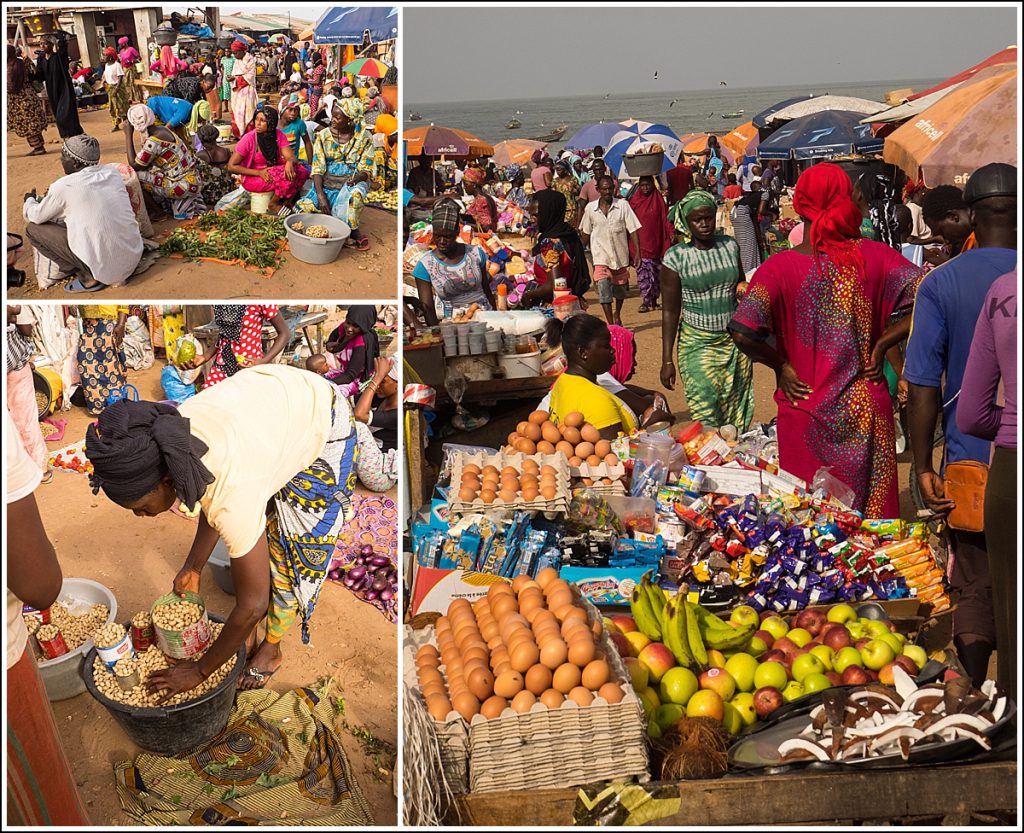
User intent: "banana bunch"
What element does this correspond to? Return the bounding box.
[694,606,756,652]
[366,189,399,211]
[629,571,666,641]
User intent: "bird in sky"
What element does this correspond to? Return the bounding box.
[669,98,679,108]
[707,112,714,118]
[603,93,611,99]
[654,70,659,80]
[720,80,727,86]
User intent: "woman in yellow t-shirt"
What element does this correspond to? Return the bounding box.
[546,314,638,440]
[84,365,359,698]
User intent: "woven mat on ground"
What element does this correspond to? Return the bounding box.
[573,782,681,826]
[114,686,373,826]
[159,216,288,278]
[329,494,399,622]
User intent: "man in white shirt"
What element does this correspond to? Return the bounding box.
[23,134,143,292]
[579,175,642,325]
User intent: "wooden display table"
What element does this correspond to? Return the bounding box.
[451,761,1016,826]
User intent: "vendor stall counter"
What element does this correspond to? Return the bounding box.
[192,310,327,359]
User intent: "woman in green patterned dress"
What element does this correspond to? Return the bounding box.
[659,189,754,430]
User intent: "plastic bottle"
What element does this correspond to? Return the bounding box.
[496,283,508,311]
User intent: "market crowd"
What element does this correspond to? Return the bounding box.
[8,29,397,291]
[406,142,1018,700]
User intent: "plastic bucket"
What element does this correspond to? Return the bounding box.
[249,190,272,214]
[623,151,665,178]
[83,614,245,756]
[208,539,236,596]
[36,578,118,702]
[284,213,350,265]
[498,350,542,379]
[33,367,62,418]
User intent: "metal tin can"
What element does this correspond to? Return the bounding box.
[96,630,135,670]
[36,624,68,659]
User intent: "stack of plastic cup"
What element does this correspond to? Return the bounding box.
[456,324,471,355]
[441,323,457,356]
[484,327,503,352]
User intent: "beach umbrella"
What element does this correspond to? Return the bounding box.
[752,95,817,129]
[267,33,290,44]
[603,120,683,176]
[405,124,494,158]
[763,95,885,125]
[757,110,884,160]
[492,139,548,167]
[883,62,1016,187]
[342,57,390,78]
[563,122,623,152]
[720,120,759,163]
[908,45,1016,102]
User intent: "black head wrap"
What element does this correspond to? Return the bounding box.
[342,305,380,381]
[86,401,214,508]
[256,105,280,167]
[533,189,574,242]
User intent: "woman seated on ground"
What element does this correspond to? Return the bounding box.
[125,103,204,220]
[194,123,236,208]
[294,98,377,251]
[544,315,643,439]
[538,323,670,429]
[227,105,309,214]
[307,305,381,398]
[504,166,530,208]
[279,96,314,165]
[461,166,498,231]
[413,199,495,325]
[351,356,399,492]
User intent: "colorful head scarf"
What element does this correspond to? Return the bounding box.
[669,188,717,242]
[607,325,636,384]
[375,113,397,159]
[431,198,462,235]
[103,46,117,59]
[506,163,523,181]
[792,162,865,277]
[186,98,210,134]
[463,166,486,186]
[336,97,365,122]
[231,40,247,54]
[117,36,129,47]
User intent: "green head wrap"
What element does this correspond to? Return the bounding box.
[186,99,210,134]
[669,189,718,243]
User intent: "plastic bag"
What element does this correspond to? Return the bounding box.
[215,185,250,212]
[160,364,197,403]
[811,467,857,510]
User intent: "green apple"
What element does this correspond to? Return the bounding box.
[721,701,743,735]
[809,645,835,671]
[802,672,832,693]
[659,667,699,707]
[638,686,660,716]
[833,647,863,673]
[791,652,826,682]
[861,638,896,671]
[753,661,788,691]
[787,627,813,648]
[826,603,857,624]
[782,680,805,702]
[725,653,759,692]
[877,632,904,655]
[623,657,649,693]
[730,605,761,629]
[863,619,891,638]
[760,615,789,641]
[846,621,866,640]
[730,692,758,726]
[747,635,769,657]
[647,719,662,739]
[902,644,929,669]
[706,649,727,669]
[653,703,684,731]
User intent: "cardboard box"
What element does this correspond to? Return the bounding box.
[559,566,648,607]
[409,565,510,616]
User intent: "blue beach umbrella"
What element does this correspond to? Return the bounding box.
[563,122,623,152]
[751,95,818,129]
[757,110,884,161]
[603,120,683,177]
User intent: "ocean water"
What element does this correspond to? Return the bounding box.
[408,77,943,152]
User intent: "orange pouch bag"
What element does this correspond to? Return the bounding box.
[944,460,988,533]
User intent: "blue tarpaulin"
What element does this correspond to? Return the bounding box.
[313,7,398,44]
[757,110,884,160]
[751,95,817,129]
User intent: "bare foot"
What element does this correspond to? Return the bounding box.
[237,639,282,690]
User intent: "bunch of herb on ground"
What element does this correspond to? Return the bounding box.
[160,206,287,270]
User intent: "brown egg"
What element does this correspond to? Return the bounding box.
[446,659,466,682]
[524,663,553,695]
[555,440,576,458]
[598,682,625,704]
[561,426,582,445]
[563,412,585,428]
[488,581,514,598]
[481,475,500,490]
[418,665,444,687]
[462,463,481,476]
[492,660,512,677]
[505,630,535,656]
[426,694,453,721]
[540,485,557,500]
[529,409,549,425]
[462,643,489,665]
[523,422,542,443]
[493,670,525,699]
[510,575,532,594]
[461,469,481,483]
[606,453,622,467]
[581,659,610,690]
[516,421,531,436]
[435,615,452,633]
[539,474,558,488]
[516,438,537,455]
[582,478,594,487]
[521,486,540,502]
[507,432,520,447]
[511,689,537,714]
[480,695,508,720]
[533,622,561,644]
[509,640,540,673]
[481,464,499,477]
[574,441,595,460]
[496,487,516,503]
[547,589,574,611]
[586,454,602,467]
[580,423,601,444]
[541,422,562,444]
[561,606,589,628]
[562,620,591,642]
[539,688,565,710]
[594,439,612,458]
[544,578,571,597]
[521,459,540,474]
[466,666,495,701]
[552,662,582,693]
[421,680,447,700]
[480,489,497,504]
[456,485,477,502]
[568,455,583,467]
[568,637,597,667]
[416,644,440,663]
[602,477,615,485]
[452,691,480,721]
[536,566,560,589]
[518,594,545,620]
[536,441,556,455]
[540,464,557,477]
[568,686,594,707]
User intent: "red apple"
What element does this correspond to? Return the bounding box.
[893,655,920,676]
[822,625,853,651]
[753,630,775,649]
[840,665,872,686]
[854,638,872,653]
[609,614,637,634]
[824,671,842,686]
[699,667,737,701]
[865,669,880,682]
[753,686,783,719]
[760,649,788,666]
[609,632,633,658]
[794,608,827,637]
[637,643,676,683]
[759,610,775,622]
[773,637,800,657]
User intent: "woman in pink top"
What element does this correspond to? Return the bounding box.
[531,148,552,192]
[227,105,308,211]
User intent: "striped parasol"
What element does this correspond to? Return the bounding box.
[405,125,494,158]
[342,57,390,78]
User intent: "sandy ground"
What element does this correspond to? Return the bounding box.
[7,108,397,301]
[32,358,398,825]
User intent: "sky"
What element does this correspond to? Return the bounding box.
[404,4,1019,103]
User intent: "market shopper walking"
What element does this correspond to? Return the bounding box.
[102,47,128,131]
[904,163,1017,689]
[729,163,924,517]
[6,306,51,479]
[76,305,128,415]
[580,176,641,326]
[7,45,48,155]
[956,271,1017,701]
[85,365,360,695]
[662,189,754,431]
[628,176,675,312]
[35,32,82,139]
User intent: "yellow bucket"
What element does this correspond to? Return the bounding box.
[33,367,63,417]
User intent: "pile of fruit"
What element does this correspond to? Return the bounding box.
[607,572,933,737]
[23,601,110,654]
[503,410,621,470]
[366,188,399,211]
[414,569,628,723]
[50,444,93,475]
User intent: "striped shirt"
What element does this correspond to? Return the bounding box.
[663,236,742,331]
[6,325,35,374]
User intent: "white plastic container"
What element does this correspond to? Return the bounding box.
[498,350,542,379]
[249,190,272,214]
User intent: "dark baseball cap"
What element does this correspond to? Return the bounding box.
[963,162,1017,204]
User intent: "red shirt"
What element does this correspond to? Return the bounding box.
[724,184,743,199]
[666,163,693,204]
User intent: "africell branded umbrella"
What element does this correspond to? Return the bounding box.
[492,139,548,167]
[758,110,884,160]
[883,62,1017,187]
[603,120,683,176]
[405,125,494,158]
[720,120,760,163]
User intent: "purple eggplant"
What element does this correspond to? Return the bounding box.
[369,555,390,568]
[364,590,379,601]
[348,565,367,582]
[360,545,375,557]
[372,577,388,592]
[379,587,395,602]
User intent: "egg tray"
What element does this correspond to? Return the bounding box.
[447,450,572,517]
[569,460,627,481]
[580,480,628,498]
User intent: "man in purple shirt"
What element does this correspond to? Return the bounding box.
[957,270,1017,700]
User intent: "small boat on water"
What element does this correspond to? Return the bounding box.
[530,124,567,142]
[408,111,422,121]
[721,110,744,119]
[506,118,522,129]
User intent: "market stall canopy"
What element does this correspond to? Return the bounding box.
[751,95,817,129]
[492,139,548,167]
[860,84,963,125]
[720,120,759,163]
[764,95,885,125]
[313,6,398,44]
[342,57,390,78]
[405,125,494,158]
[883,62,1017,187]
[563,122,624,152]
[267,33,290,44]
[758,110,884,160]
[908,45,1017,101]
[603,121,683,176]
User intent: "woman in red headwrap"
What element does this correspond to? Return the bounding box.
[102,46,128,131]
[728,163,925,516]
[462,166,498,231]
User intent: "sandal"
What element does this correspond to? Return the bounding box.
[637,304,650,313]
[28,147,46,156]
[239,666,277,689]
[346,235,370,252]
[65,277,104,293]
[41,470,53,484]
